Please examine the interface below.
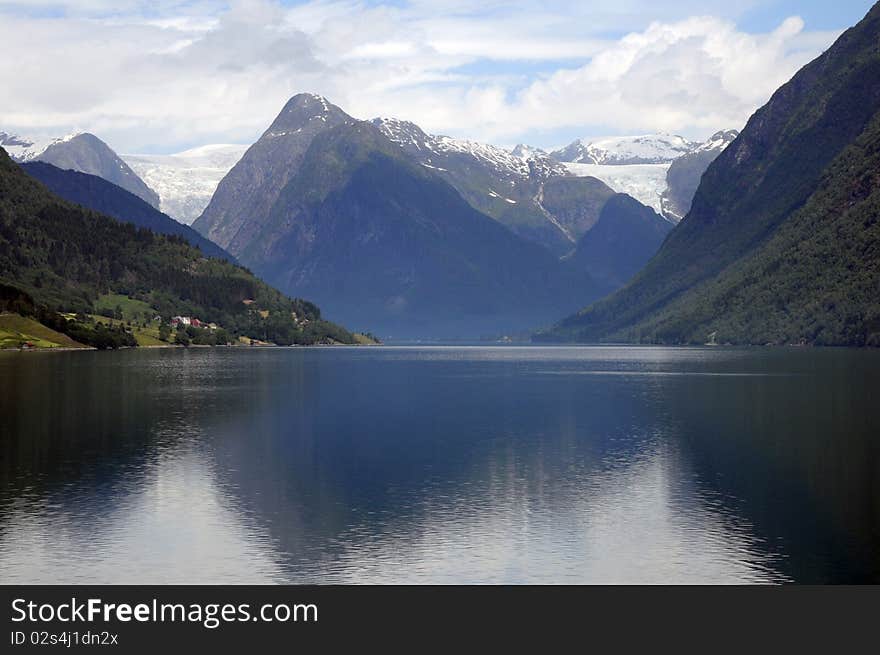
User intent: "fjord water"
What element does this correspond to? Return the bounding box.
[0,346,877,584]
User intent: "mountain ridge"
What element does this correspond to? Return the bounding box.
[550,133,698,165]
[1,131,159,208]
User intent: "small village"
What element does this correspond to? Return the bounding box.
[169,316,220,331]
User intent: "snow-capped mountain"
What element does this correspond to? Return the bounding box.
[372,117,566,180]
[0,131,80,161]
[194,93,676,337]
[692,129,739,155]
[660,129,739,220]
[195,93,355,253]
[370,117,612,254]
[551,133,698,165]
[510,144,547,159]
[559,130,739,220]
[1,130,159,208]
[123,144,249,224]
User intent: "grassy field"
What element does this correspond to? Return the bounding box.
[94,293,155,322]
[92,294,178,346]
[131,326,166,347]
[0,313,87,349]
[85,314,168,347]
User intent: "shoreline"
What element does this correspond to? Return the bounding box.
[0,341,379,354]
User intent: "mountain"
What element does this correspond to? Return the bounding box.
[510,144,547,159]
[230,120,602,336]
[195,95,677,336]
[1,131,159,208]
[20,161,234,262]
[195,94,354,253]
[550,134,698,165]
[0,146,357,347]
[370,117,622,256]
[122,144,249,224]
[566,194,673,289]
[560,131,738,220]
[660,130,740,220]
[537,3,880,347]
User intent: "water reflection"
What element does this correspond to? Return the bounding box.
[0,440,284,584]
[0,346,877,583]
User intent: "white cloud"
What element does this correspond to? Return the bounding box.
[501,16,831,139]
[0,0,845,152]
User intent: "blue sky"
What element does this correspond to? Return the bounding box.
[737,1,875,31]
[0,0,876,152]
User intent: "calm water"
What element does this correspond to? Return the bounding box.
[0,346,878,584]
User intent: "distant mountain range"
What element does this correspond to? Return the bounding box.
[0,88,736,341]
[369,116,622,256]
[1,116,732,241]
[193,94,675,336]
[0,131,159,208]
[122,145,249,224]
[551,134,698,166]
[537,131,739,220]
[537,2,880,347]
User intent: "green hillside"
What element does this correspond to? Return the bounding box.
[0,147,358,347]
[0,313,86,349]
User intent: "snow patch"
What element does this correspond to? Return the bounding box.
[122,144,249,224]
[564,162,671,215]
[488,189,517,204]
[372,117,566,180]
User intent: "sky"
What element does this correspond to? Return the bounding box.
[0,0,875,153]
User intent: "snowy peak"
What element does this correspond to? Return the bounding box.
[286,92,334,115]
[432,134,536,177]
[0,130,83,162]
[694,129,739,154]
[372,117,565,179]
[371,117,432,150]
[195,94,355,249]
[511,144,546,159]
[1,129,159,208]
[552,133,698,165]
[267,93,351,135]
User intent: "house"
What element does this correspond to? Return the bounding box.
[171,316,192,327]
